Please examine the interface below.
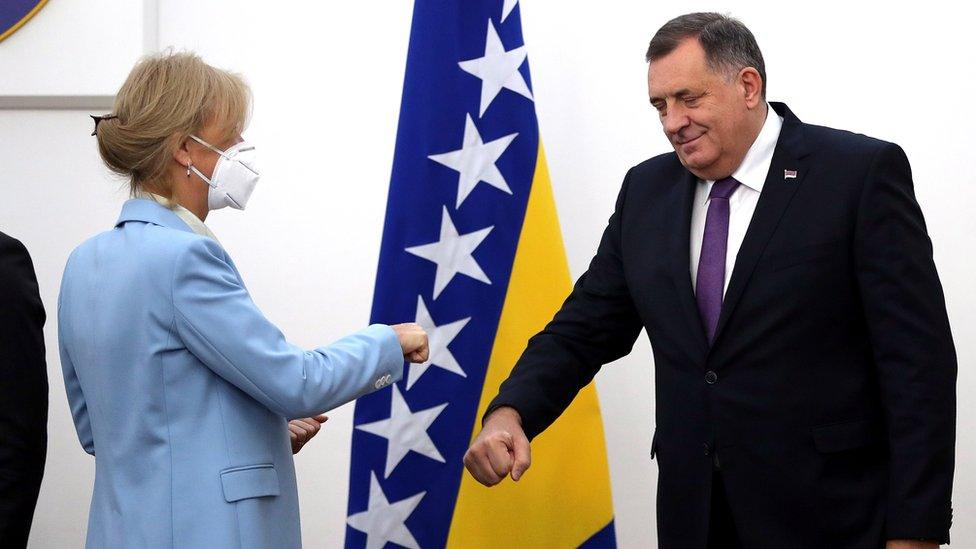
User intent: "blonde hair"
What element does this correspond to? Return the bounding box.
[94,50,251,195]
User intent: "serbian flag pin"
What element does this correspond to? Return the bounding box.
[784,169,798,179]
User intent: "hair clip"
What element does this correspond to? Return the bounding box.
[90,114,119,136]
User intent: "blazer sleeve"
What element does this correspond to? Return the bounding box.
[0,234,49,543]
[171,238,404,419]
[484,168,644,440]
[58,298,94,456]
[854,143,956,542]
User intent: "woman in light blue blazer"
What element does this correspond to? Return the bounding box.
[58,52,428,548]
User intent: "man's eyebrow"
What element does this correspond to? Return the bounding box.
[649,88,699,104]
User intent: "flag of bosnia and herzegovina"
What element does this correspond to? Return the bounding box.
[346,1,616,547]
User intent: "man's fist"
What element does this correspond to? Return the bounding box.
[463,407,531,486]
[392,323,429,363]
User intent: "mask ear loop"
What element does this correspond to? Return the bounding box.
[189,134,233,160]
[186,136,224,187]
[185,133,196,178]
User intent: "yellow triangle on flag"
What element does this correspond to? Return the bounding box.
[447,143,615,547]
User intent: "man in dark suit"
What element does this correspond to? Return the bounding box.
[0,231,48,547]
[462,12,955,549]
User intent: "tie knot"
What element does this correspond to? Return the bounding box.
[709,177,740,200]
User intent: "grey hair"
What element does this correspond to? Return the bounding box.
[645,12,766,98]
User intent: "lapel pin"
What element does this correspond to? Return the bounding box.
[784,169,798,180]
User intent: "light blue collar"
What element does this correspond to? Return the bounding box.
[115,198,195,234]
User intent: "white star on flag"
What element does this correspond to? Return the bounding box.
[405,206,493,299]
[502,0,519,22]
[458,19,533,116]
[428,113,517,208]
[346,472,425,549]
[409,295,470,389]
[355,384,448,477]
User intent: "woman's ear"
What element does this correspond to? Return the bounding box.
[172,134,193,170]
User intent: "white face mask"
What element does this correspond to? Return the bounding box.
[188,135,260,210]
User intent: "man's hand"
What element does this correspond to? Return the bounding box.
[392,323,429,363]
[886,541,940,549]
[289,414,328,454]
[463,407,531,486]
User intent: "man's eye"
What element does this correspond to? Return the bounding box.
[685,96,701,106]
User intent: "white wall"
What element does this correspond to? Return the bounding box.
[0,1,972,547]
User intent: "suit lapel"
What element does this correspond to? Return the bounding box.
[666,167,710,358]
[710,103,811,349]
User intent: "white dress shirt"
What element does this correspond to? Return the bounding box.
[137,191,219,241]
[690,106,783,295]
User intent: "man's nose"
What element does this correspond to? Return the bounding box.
[662,105,689,136]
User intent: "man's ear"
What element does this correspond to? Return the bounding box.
[738,67,764,109]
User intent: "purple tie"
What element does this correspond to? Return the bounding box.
[696,176,740,344]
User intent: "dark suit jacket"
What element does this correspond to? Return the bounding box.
[0,232,48,548]
[487,103,956,548]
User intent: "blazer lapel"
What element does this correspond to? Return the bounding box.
[667,167,710,358]
[710,103,811,349]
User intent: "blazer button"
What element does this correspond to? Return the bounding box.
[705,370,718,384]
[703,443,711,456]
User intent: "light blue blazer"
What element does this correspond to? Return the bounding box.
[58,199,403,548]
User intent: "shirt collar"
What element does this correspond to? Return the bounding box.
[133,192,219,241]
[702,103,784,197]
